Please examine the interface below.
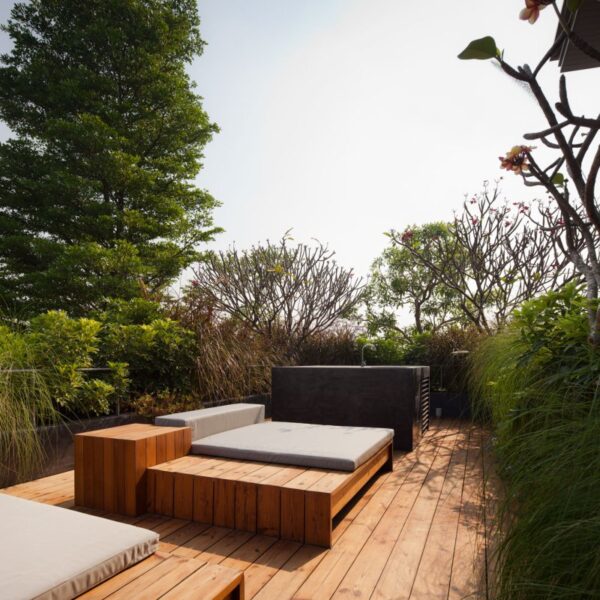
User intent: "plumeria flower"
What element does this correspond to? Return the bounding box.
[520,0,553,24]
[401,229,414,243]
[499,145,534,174]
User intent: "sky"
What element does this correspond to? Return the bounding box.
[0,0,598,289]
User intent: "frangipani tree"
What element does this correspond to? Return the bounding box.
[188,235,365,356]
[459,0,600,342]
[390,184,569,334]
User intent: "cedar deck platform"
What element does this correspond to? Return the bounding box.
[147,442,393,548]
[1,420,493,599]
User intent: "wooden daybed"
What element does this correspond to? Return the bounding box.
[147,441,392,548]
[75,404,395,549]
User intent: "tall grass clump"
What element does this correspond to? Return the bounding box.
[0,325,58,486]
[470,284,600,599]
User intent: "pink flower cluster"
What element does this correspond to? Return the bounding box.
[520,0,553,24]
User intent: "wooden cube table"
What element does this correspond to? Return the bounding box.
[74,423,191,516]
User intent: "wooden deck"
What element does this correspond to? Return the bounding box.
[1,420,492,599]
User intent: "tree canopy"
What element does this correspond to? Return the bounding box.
[0,0,221,316]
[187,235,365,356]
[367,223,463,336]
[389,184,570,333]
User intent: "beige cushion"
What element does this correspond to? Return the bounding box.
[191,421,393,471]
[0,493,158,600]
[155,403,265,441]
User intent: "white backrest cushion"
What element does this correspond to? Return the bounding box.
[155,402,265,441]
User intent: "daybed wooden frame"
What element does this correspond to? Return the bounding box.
[147,442,393,548]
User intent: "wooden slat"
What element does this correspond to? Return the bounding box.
[196,529,255,565]
[409,427,471,599]
[252,544,327,600]
[159,521,212,554]
[213,462,266,529]
[172,526,233,559]
[257,467,306,538]
[242,540,302,599]
[281,470,329,543]
[103,437,115,513]
[161,563,244,600]
[235,481,258,532]
[220,535,279,572]
[303,492,331,547]
[74,435,84,505]
[105,555,205,599]
[153,470,174,516]
[173,472,194,520]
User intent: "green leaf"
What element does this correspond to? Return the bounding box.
[552,173,566,186]
[566,0,583,11]
[458,36,499,60]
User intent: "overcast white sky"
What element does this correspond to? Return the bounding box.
[0,0,598,285]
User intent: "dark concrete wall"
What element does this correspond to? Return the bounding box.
[272,366,430,451]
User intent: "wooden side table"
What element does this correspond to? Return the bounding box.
[74,423,191,516]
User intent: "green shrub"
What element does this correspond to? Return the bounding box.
[1,311,132,419]
[29,311,104,413]
[100,318,196,396]
[470,284,600,599]
[356,333,408,365]
[357,326,481,391]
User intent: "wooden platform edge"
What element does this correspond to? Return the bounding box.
[148,442,393,548]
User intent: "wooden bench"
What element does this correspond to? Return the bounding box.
[147,442,393,547]
[79,552,244,599]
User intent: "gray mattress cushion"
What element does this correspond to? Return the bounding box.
[155,403,265,441]
[0,493,158,600]
[191,421,393,471]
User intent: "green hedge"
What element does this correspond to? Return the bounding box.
[470,284,600,599]
[0,303,197,417]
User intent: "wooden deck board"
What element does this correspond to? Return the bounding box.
[1,420,490,600]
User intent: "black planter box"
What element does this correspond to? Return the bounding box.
[430,391,470,419]
[272,366,430,451]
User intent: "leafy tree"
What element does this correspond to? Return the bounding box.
[188,235,365,356]
[367,223,464,336]
[459,0,600,342]
[0,0,221,316]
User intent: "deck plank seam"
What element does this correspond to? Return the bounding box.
[407,423,472,600]
[366,420,461,600]
[405,421,469,600]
